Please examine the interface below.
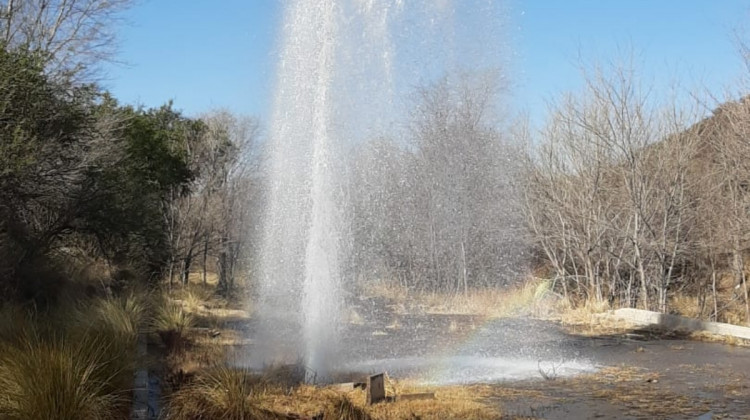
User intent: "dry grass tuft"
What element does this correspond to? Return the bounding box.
[688,330,750,346]
[419,279,552,318]
[164,366,286,420]
[361,280,410,304]
[367,383,503,420]
[669,294,708,319]
[179,289,206,313]
[165,366,504,420]
[362,278,554,319]
[89,293,148,339]
[76,294,146,393]
[0,335,126,420]
[0,294,148,420]
[169,278,253,327]
[152,298,195,352]
[323,394,372,420]
[555,297,612,325]
[173,284,216,312]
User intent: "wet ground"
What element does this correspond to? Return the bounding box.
[236,296,750,419]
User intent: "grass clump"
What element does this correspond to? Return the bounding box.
[173,284,216,311]
[152,298,195,352]
[0,293,148,420]
[361,277,555,319]
[164,364,505,420]
[323,395,372,420]
[164,366,285,420]
[90,293,148,338]
[0,334,125,419]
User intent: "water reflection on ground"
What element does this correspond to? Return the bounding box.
[236,297,750,418]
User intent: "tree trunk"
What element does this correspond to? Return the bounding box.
[626,270,633,308]
[182,249,193,285]
[711,267,718,322]
[634,214,649,311]
[218,251,227,293]
[732,247,749,324]
[218,235,229,294]
[739,252,750,325]
[202,236,209,285]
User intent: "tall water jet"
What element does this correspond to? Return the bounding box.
[256,0,344,378]
[256,0,511,379]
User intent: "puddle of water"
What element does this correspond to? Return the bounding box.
[342,356,597,385]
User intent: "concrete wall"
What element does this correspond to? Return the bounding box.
[611,308,750,340]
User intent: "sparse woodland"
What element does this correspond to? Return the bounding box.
[348,74,527,293]
[3,0,750,419]
[522,62,750,324]
[2,1,750,326]
[0,2,260,303]
[348,63,750,328]
[0,1,262,417]
[0,47,260,302]
[350,57,750,327]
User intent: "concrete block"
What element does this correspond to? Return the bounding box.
[366,373,386,405]
[611,308,750,340]
[330,382,365,391]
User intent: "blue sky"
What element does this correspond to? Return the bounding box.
[102,1,749,126]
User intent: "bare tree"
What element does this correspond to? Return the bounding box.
[347,71,527,293]
[524,60,702,312]
[199,110,261,293]
[0,0,132,79]
[698,98,750,323]
[349,137,412,284]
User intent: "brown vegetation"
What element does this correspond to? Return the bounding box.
[164,366,504,420]
[160,275,517,420]
[0,292,148,419]
[522,61,750,325]
[361,277,554,318]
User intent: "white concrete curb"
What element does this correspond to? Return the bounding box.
[609,308,750,340]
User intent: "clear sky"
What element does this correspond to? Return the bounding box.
[102,1,749,126]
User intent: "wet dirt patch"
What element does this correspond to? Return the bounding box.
[240,296,750,418]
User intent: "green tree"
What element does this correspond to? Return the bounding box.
[0,44,205,300]
[0,45,97,300]
[80,101,204,283]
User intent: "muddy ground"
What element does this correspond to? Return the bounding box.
[230,295,750,419]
